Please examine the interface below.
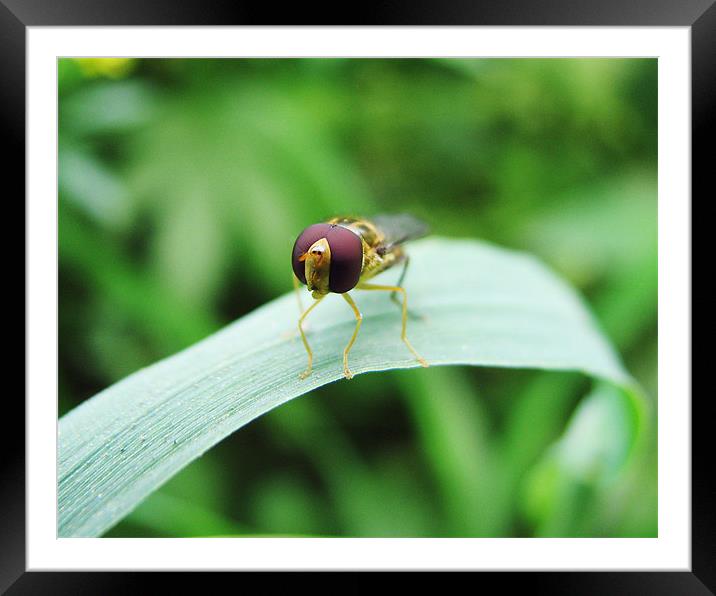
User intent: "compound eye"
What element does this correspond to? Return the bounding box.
[292,224,333,284]
[324,226,362,293]
[291,223,363,292]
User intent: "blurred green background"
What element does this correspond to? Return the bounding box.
[58,57,657,538]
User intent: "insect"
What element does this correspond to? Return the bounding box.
[291,214,430,380]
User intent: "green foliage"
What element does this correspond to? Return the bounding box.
[59,58,657,538]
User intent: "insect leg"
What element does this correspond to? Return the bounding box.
[297,296,325,379]
[341,293,363,380]
[292,273,304,314]
[390,256,422,320]
[355,282,428,368]
[390,256,408,306]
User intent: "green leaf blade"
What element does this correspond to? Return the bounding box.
[59,237,633,537]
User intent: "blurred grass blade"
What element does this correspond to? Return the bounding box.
[401,368,505,537]
[59,237,638,537]
[521,382,646,536]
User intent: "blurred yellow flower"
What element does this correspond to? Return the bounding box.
[74,58,136,79]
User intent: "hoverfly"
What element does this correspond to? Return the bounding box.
[291,214,430,380]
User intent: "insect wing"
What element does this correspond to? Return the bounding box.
[372,213,430,252]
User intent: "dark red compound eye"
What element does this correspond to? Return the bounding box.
[292,223,363,293]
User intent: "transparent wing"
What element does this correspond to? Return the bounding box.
[372,213,430,253]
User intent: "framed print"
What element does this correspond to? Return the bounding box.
[9,0,708,591]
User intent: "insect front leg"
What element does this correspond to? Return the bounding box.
[297,296,325,379]
[292,273,304,314]
[356,282,428,368]
[282,274,305,341]
[340,293,363,380]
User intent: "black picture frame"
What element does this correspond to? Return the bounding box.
[8,0,708,592]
